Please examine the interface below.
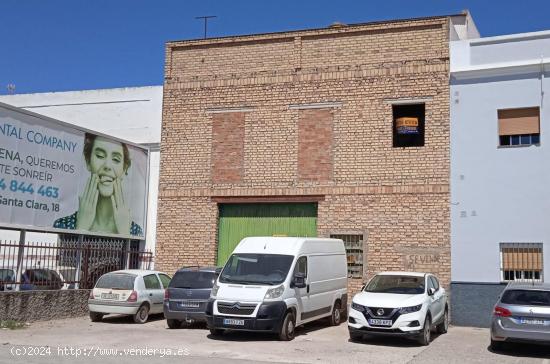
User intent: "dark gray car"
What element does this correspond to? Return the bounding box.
[164,266,221,329]
[490,282,550,349]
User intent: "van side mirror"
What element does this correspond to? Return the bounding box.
[291,272,306,289]
[428,288,436,296]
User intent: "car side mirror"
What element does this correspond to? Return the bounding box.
[291,272,306,289]
[428,288,436,296]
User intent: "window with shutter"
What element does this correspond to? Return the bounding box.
[498,107,540,146]
[500,243,543,282]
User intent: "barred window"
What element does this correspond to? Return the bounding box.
[330,234,363,278]
[500,243,543,282]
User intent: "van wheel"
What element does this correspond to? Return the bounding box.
[329,301,342,326]
[89,311,103,322]
[133,304,149,324]
[279,311,296,341]
[437,308,449,334]
[167,319,182,329]
[209,328,224,336]
[417,315,431,346]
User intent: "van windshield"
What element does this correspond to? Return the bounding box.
[220,254,294,285]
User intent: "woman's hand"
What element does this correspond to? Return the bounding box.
[111,179,131,234]
[76,174,99,230]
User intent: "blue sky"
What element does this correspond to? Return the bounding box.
[1,0,549,94]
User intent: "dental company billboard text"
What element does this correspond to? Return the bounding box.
[0,103,148,239]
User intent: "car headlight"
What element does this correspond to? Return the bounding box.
[210,282,220,298]
[351,302,365,312]
[399,304,423,314]
[264,285,285,300]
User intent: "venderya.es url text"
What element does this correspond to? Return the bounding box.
[10,345,190,358]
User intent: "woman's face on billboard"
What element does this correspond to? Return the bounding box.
[87,136,125,197]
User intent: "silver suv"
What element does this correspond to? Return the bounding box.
[490,282,550,350]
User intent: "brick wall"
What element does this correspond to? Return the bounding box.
[158,16,453,289]
[318,193,450,288]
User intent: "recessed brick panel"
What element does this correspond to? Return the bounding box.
[211,112,245,183]
[298,109,333,182]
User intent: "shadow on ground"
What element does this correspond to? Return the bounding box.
[206,319,335,342]
[96,313,165,325]
[164,321,209,330]
[347,331,445,348]
[488,342,550,359]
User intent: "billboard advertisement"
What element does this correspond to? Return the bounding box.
[0,103,148,239]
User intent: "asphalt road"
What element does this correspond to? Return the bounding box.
[0,314,549,364]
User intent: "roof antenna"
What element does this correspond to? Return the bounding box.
[195,15,217,39]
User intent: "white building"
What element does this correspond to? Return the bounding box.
[450,31,550,326]
[0,86,163,255]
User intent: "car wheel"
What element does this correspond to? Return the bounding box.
[133,304,150,324]
[329,301,342,326]
[89,311,103,322]
[209,328,224,336]
[167,319,182,329]
[279,311,296,341]
[437,308,449,334]
[418,315,431,346]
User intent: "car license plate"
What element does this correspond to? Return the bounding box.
[520,318,546,325]
[223,318,245,326]
[100,293,119,300]
[368,319,392,326]
[180,301,200,308]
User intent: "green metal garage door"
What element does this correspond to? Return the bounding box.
[217,203,317,266]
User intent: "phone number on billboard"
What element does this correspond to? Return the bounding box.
[0,178,59,198]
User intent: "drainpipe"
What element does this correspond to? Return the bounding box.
[541,55,545,109]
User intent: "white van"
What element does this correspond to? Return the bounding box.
[205,237,348,340]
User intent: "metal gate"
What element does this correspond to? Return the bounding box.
[217,203,317,266]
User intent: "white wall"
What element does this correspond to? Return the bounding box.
[0,86,163,254]
[451,32,550,283]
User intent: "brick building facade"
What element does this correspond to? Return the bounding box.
[157,15,476,294]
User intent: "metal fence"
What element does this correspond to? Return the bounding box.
[0,238,153,291]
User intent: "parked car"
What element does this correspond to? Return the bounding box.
[1,267,64,291]
[22,268,64,290]
[88,269,172,323]
[348,272,448,346]
[490,282,550,350]
[0,268,16,291]
[55,266,78,289]
[164,266,221,329]
[206,237,348,341]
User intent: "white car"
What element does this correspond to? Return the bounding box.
[348,272,448,345]
[88,269,171,323]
